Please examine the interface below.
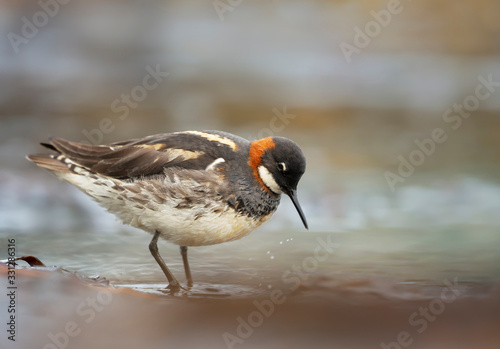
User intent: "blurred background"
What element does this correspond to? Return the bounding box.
[1,0,500,348]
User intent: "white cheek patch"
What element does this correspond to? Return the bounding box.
[258,166,282,194]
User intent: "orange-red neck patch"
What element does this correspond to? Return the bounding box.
[248,137,275,192]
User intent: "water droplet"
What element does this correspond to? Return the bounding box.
[279,241,283,245]
[266,250,271,254]
[268,284,272,289]
[270,255,275,260]
[290,238,294,241]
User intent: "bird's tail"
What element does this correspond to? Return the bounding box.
[26,153,72,174]
[27,139,90,175]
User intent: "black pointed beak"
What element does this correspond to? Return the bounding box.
[286,189,308,230]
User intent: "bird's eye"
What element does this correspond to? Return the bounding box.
[277,162,286,172]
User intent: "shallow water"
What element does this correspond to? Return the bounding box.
[6,222,500,300]
[2,248,500,349]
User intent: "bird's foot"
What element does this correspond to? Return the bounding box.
[162,281,193,294]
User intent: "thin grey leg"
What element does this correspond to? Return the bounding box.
[149,230,180,289]
[180,246,193,287]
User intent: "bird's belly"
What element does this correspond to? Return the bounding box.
[57,170,275,246]
[112,199,274,246]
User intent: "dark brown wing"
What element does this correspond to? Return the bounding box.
[37,132,244,180]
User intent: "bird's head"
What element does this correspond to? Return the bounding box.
[248,136,308,229]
